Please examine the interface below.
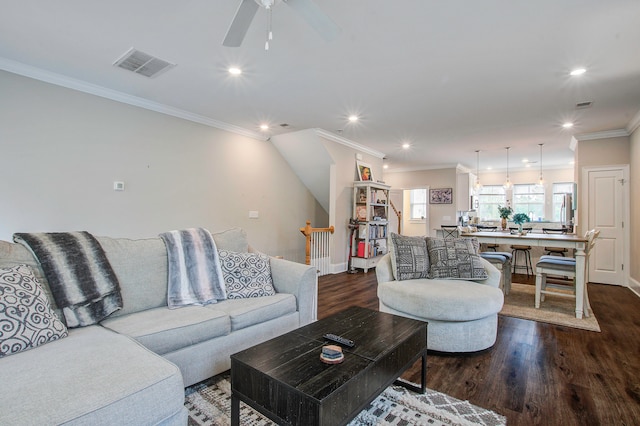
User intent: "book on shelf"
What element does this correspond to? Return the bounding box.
[369,224,387,239]
[355,240,387,258]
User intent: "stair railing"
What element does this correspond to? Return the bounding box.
[299,220,335,275]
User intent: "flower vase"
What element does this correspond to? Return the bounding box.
[518,224,523,234]
[501,218,507,230]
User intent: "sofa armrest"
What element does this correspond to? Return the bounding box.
[269,258,318,325]
[477,257,501,288]
[375,253,395,284]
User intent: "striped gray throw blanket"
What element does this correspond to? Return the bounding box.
[13,231,122,327]
[159,228,226,309]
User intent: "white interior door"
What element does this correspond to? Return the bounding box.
[584,167,627,285]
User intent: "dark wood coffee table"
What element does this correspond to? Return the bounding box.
[230,306,427,426]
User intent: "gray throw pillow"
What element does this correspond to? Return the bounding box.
[426,237,488,280]
[218,250,276,299]
[389,233,430,281]
[0,264,68,357]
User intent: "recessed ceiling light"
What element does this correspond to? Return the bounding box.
[563,122,574,128]
[383,164,389,169]
[348,115,359,122]
[228,67,242,75]
[402,143,411,149]
[570,68,586,76]
[260,124,269,131]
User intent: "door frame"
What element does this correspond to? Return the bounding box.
[581,165,630,286]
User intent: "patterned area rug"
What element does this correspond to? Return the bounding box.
[500,282,600,332]
[185,374,506,426]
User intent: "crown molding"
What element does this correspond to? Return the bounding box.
[573,128,630,141]
[627,108,640,134]
[0,57,267,141]
[383,163,459,173]
[313,128,386,159]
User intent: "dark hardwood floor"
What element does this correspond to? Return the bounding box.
[318,271,640,426]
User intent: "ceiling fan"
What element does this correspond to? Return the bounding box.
[222,0,340,49]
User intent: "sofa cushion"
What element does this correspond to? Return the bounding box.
[389,233,430,281]
[219,250,276,299]
[208,293,296,331]
[378,279,503,322]
[426,237,488,280]
[0,264,68,357]
[0,240,62,319]
[0,326,186,425]
[212,227,249,253]
[100,306,230,355]
[97,236,169,317]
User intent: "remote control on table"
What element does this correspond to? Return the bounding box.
[323,333,355,347]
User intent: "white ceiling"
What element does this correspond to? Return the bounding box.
[1,0,639,172]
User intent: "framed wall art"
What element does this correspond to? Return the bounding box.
[356,161,374,181]
[429,188,453,204]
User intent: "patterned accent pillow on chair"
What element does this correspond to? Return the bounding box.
[426,237,488,280]
[218,250,276,299]
[389,233,430,281]
[0,264,68,357]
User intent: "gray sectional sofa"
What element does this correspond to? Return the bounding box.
[0,228,317,425]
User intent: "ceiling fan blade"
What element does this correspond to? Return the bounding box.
[223,0,260,47]
[285,0,340,42]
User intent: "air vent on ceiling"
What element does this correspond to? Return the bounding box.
[575,101,593,109]
[113,48,176,78]
[279,123,291,128]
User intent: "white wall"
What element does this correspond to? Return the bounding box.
[383,168,458,236]
[630,126,640,286]
[0,71,323,261]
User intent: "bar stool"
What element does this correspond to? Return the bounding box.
[542,228,568,256]
[480,251,512,294]
[477,226,499,251]
[441,225,458,239]
[509,227,533,277]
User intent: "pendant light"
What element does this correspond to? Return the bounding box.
[474,150,483,193]
[503,147,512,190]
[536,143,544,189]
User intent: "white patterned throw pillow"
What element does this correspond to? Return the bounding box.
[426,237,488,280]
[0,264,68,357]
[218,250,276,299]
